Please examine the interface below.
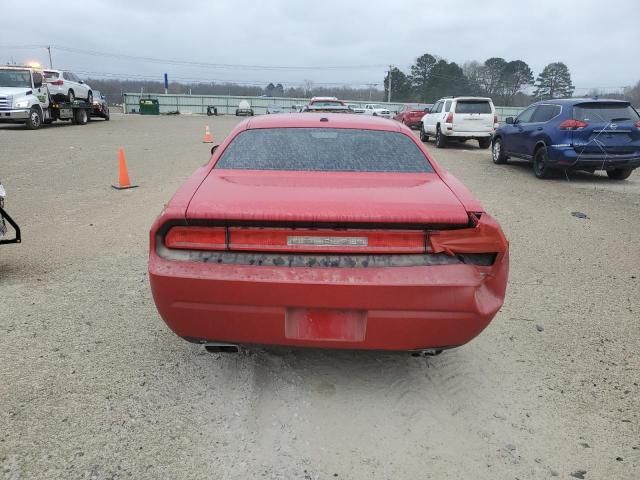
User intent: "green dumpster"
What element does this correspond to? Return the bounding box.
[139,99,160,115]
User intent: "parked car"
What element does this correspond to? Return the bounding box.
[420,97,497,149]
[394,103,433,129]
[492,98,640,179]
[235,100,253,116]
[90,90,110,120]
[346,103,366,114]
[309,96,344,107]
[148,114,509,353]
[363,104,391,118]
[266,105,284,114]
[304,97,351,113]
[43,69,93,103]
[0,180,21,246]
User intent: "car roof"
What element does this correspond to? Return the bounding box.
[244,113,403,131]
[534,98,631,106]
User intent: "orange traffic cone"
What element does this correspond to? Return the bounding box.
[112,148,138,190]
[203,125,213,143]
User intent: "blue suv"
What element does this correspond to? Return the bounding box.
[492,99,640,179]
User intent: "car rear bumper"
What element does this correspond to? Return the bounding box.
[0,109,30,122]
[548,145,640,169]
[148,251,508,351]
[443,128,493,138]
[405,118,422,128]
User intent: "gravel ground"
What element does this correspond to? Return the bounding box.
[1,114,639,480]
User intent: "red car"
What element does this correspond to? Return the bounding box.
[394,103,433,129]
[149,114,509,353]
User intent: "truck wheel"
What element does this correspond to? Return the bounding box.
[435,127,447,148]
[478,138,492,149]
[67,90,75,102]
[103,108,110,121]
[606,168,633,180]
[26,107,42,130]
[73,108,88,125]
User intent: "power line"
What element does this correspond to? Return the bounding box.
[47,45,389,72]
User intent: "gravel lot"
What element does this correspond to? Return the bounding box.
[1,114,639,479]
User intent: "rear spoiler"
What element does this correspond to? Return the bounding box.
[0,206,21,245]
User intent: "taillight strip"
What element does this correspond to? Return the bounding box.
[164,226,427,254]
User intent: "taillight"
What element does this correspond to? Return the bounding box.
[445,112,454,123]
[229,228,425,253]
[165,226,226,250]
[50,80,64,86]
[493,115,498,125]
[635,120,640,129]
[559,119,588,130]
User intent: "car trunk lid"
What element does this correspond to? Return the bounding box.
[569,102,640,155]
[452,100,494,132]
[186,170,470,226]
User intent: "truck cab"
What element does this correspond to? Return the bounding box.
[0,66,50,129]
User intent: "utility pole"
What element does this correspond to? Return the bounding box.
[387,65,393,103]
[47,46,53,68]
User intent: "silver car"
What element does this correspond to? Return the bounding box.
[43,69,93,103]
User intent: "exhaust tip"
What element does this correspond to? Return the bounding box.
[203,343,240,354]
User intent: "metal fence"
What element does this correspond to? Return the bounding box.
[122,93,524,121]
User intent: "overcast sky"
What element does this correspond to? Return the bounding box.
[1,0,639,93]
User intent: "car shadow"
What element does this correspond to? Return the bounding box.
[499,158,638,184]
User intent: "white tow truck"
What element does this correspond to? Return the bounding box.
[0,65,94,130]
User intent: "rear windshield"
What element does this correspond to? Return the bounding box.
[215,128,433,173]
[311,101,344,107]
[43,71,59,80]
[573,103,640,123]
[455,100,492,114]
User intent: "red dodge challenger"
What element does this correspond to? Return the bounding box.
[149,114,509,353]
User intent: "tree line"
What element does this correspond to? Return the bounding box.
[85,79,386,106]
[384,53,579,106]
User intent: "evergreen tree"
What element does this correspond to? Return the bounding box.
[409,53,437,102]
[533,62,575,99]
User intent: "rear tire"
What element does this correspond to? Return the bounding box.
[533,146,553,179]
[25,107,42,130]
[419,126,429,142]
[606,168,633,180]
[103,107,110,121]
[478,137,491,149]
[492,138,508,164]
[435,127,447,148]
[72,108,88,125]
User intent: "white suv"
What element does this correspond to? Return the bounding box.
[420,97,497,148]
[43,69,93,103]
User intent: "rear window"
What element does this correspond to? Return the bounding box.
[455,100,492,114]
[573,103,640,123]
[311,101,344,107]
[215,128,433,173]
[44,71,59,80]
